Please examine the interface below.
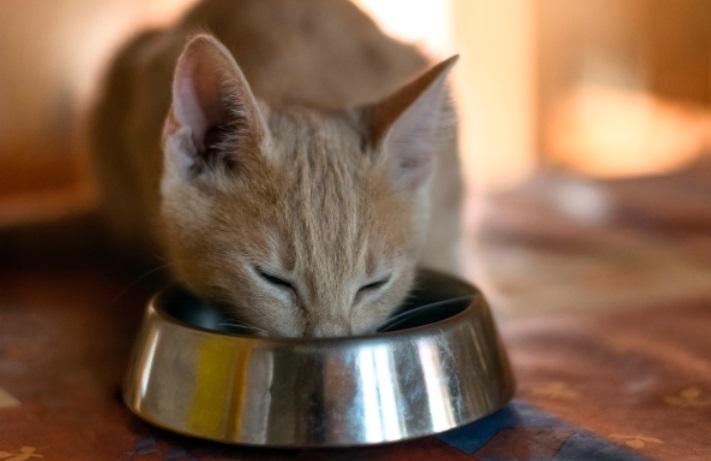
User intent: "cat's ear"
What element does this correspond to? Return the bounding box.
[163,34,267,180]
[366,56,458,189]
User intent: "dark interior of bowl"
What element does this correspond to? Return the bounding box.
[376,297,473,332]
[157,269,478,336]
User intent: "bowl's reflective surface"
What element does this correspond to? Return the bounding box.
[123,270,515,447]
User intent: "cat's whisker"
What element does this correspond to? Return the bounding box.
[220,318,264,329]
[217,319,269,336]
[108,263,172,309]
[219,322,266,331]
[219,314,264,329]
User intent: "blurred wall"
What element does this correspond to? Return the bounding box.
[452,0,536,192]
[2,0,709,229]
[538,0,711,177]
[0,0,195,227]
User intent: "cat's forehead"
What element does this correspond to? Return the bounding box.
[264,224,386,280]
[264,107,374,193]
[252,109,396,277]
[266,107,365,154]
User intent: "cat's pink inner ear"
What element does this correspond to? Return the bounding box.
[367,56,458,188]
[172,36,230,145]
[167,34,265,166]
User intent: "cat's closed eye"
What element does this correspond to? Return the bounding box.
[256,267,294,291]
[355,275,391,302]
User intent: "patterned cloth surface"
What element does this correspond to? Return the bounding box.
[2,165,710,460]
[439,400,649,460]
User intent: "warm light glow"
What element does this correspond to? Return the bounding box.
[352,0,454,56]
[68,0,198,103]
[452,0,537,192]
[354,0,537,192]
[143,0,197,26]
[548,83,711,177]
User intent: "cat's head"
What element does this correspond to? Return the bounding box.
[160,34,456,337]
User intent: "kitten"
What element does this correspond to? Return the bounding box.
[91,0,462,337]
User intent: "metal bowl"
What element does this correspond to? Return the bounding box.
[123,270,515,447]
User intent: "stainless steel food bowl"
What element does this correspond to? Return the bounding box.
[123,270,514,447]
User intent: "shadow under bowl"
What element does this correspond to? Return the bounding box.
[123,270,515,447]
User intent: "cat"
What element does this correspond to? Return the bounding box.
[91,0,462,337]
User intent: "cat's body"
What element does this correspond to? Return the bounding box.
[92,0,462,337]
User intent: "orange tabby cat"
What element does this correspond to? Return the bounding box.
[91,0,462,337]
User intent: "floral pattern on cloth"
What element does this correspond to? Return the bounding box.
[122,438,197,461]
[0,447,42,461]
[0,387,19,409]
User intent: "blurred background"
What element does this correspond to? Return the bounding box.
[1,0,710,314]
[2,0,711,220]
[3,4,710,456]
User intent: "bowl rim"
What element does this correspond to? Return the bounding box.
[149,285,484,344]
